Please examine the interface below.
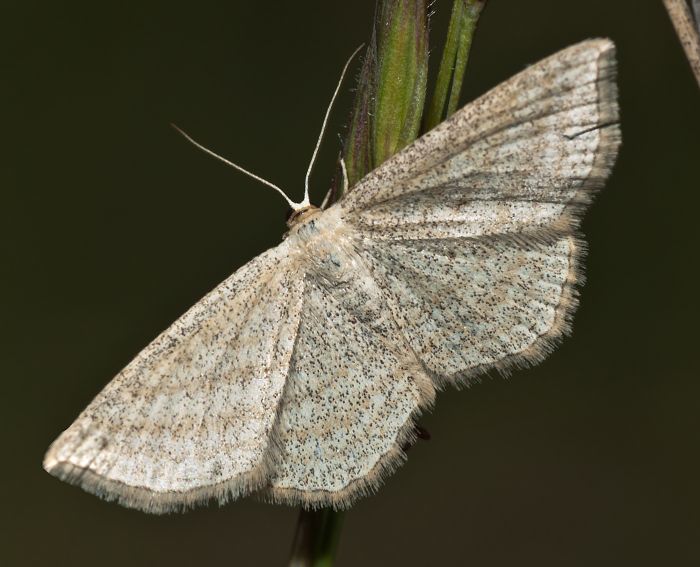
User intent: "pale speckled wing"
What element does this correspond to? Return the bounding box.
[43,240,305,513]
[341,39,619,241]
[264,209,434,508]
[329,39,619,387]
[358,234,580,385]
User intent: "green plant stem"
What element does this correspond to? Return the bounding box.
[288,509,345,567]
[425,0,486,131]
[344,35,377,189]
[373,0,429,166]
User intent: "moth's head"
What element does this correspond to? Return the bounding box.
[286,205,321,228]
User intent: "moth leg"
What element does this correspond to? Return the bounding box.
[320,157,348,210]
[340,157,348,194]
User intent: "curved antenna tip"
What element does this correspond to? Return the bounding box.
[303,44,365,205]
[171,123,303,210]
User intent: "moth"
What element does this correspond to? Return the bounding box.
[44,39,620,513]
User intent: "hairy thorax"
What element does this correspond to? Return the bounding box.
[286,205,360,286]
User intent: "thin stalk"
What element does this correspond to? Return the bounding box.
[662,0,700,88]
[372,0,429,166]
[288,509,345,567]
[446,0,485,116]
[425,0,486,131]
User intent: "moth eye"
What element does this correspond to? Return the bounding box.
[285,208,294,222]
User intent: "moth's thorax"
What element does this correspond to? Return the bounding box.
[287,206,357,282]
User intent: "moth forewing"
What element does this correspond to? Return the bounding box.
[342,38,619,220]
[43,243,306,513]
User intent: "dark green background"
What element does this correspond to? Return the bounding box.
[4,1,699,565]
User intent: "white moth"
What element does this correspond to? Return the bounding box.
[44,39,620,513]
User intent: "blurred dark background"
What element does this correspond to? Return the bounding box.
[4,1,700,565]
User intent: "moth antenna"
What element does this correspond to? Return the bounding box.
[303,44,364,207]
[171,123,303,210]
